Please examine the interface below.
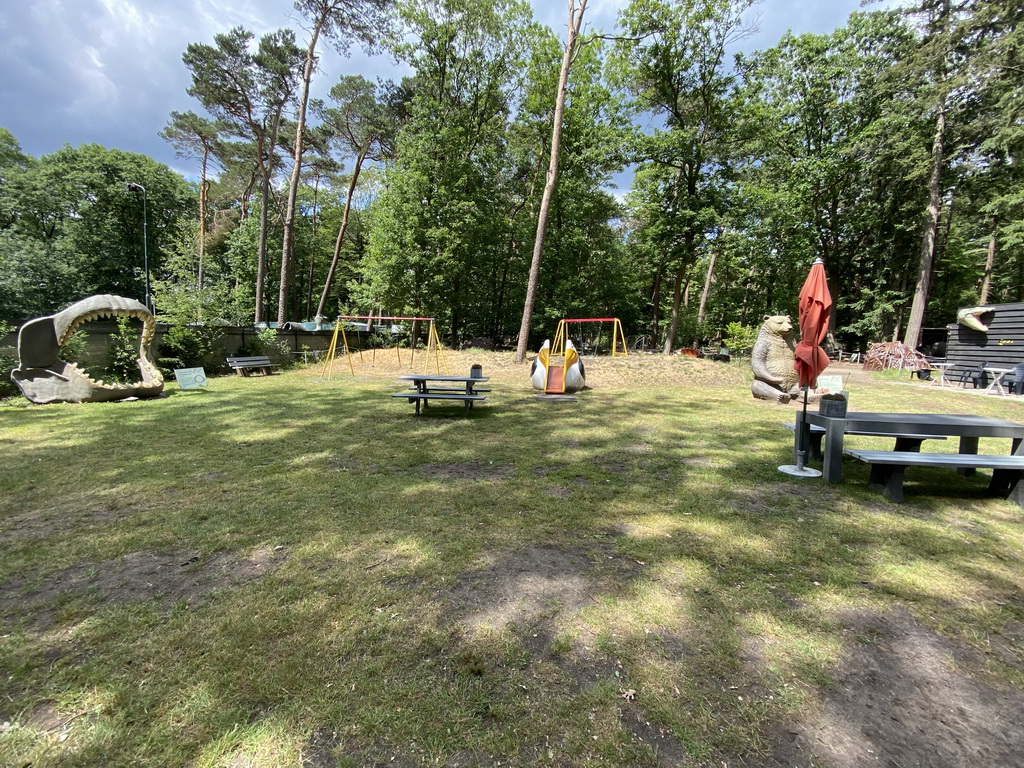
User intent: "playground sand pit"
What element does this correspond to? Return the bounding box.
[306,349,749,391]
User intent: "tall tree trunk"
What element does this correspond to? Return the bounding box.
[903,101,946,349]
[514,0,588,364]
[663,229,696,354]
[697,243,718,326]
[892,270,909,342]
[663,264,687,354]
[980,216,997,304]
[316,149,367,320]
[660,163,691,354]
[198,146,209,297]
[650,267,662,348]
[305,173,322,320]
[278,22,324,326]
[255,162,271,325]
[254,111,285,324]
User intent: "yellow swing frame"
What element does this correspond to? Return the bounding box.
[320,315,450,380]
[551,317,628,357]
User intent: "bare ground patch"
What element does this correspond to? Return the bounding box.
[0,546,285,629]
[746,607,1024,768]
[443,545,640,685]
[445,545,600,633]
[0,503,138,542]
[419,461,514,481]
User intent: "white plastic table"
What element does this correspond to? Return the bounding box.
[930,362,955,387]
[984,367,1013,396]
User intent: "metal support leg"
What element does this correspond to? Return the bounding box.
[958,436,979,476]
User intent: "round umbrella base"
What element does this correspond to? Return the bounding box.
[778,464,822,478]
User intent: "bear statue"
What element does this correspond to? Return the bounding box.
[750,314,812,404]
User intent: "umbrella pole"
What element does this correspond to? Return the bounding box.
[796,385,810,471]
[779,384,822,478]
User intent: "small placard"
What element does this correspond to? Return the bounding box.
[815,375,844,394]
[174,367,208,390]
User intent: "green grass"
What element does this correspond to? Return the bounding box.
[1,359,1022,766]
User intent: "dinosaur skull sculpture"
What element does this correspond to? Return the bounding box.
[956,306,994,333]
[11,294,164,404]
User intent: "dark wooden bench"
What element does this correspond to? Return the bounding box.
[844,449,1024,504]
[392,391,486,415]
[227,356,277,376]
[784,423,947,461]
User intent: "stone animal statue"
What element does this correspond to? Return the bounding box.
[956,306,994,332]
[11,294,164,404]
[750,314,807,404]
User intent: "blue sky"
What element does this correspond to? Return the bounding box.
[0,0,887,190]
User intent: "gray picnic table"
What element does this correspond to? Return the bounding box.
[798,411,1024,483]
[394,374,490,415]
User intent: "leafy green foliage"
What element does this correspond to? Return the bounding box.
[157,325,223,375]
[0,320,16,398]
[58,330,88,364]
[0,140,195,322]
[723,322,758,353]
[105,318,143,385]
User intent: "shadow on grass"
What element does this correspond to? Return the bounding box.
[1,372,1022,766]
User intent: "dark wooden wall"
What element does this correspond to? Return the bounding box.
[944,302,1024,378]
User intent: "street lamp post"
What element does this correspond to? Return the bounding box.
[126,182,150,311]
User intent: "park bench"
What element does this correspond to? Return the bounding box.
[844,449,1024,504]
[392,391,486,415]
[407,385,492,394]
[226,356,277,376]
[784,422,947,461]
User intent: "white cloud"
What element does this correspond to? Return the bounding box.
[0,0,892,168]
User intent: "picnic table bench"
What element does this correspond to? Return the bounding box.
[844,449,1024,505]
[784,422,947,462]
[394,374,489,415]
[407,385,492,394]
[226,356,277,376]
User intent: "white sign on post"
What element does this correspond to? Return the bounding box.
[174,367,208,390]
[815,374,844,394]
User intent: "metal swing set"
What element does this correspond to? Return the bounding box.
[320,315,450,379]
[551,317,628,358]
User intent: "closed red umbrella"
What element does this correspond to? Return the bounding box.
[781,258,833,478]
[794,258,832,389]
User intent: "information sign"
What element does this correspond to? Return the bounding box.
[174,367,208,390]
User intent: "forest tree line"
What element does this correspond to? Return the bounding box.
[0,0,1021,354]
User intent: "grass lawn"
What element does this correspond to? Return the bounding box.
[2,352,1023,767]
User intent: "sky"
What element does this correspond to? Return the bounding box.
[0,0,886,191]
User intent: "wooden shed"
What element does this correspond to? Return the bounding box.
[944,302,1024,381]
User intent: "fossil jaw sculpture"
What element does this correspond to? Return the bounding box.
[956,306,994,333]
[11,294,164,404]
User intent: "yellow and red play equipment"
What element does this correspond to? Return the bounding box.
[532,338,586,394]
[320,315,449,379]
[552,317,628,358]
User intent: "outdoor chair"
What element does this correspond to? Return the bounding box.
[956,361,989,389]
[1000,363,1024,396]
